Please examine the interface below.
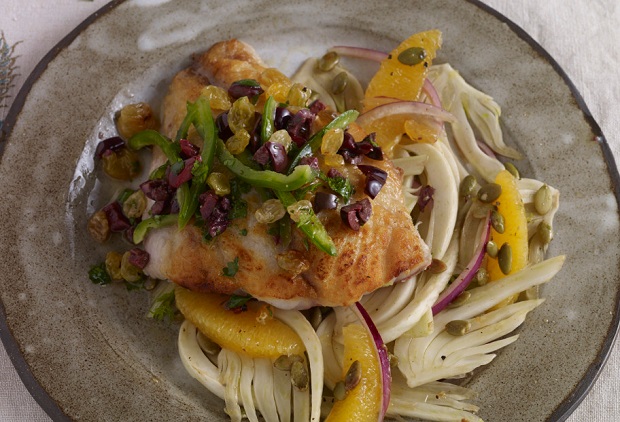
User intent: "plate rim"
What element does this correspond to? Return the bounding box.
[0,0,618,421]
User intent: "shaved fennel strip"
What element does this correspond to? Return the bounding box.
[178,321,225,399]
[272,309,323,422]
[404,142,459,259]
[316,313,341,389]
[378,237,459,343]
[239,355,259,422]
[219,349,243,422]
[370,275,418,325]
[273,365,292,422]
[254,358,280,422]
[293,387,310,422]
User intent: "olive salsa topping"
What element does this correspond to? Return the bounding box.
[87,74,388,288]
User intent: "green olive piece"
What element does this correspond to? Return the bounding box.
[318,51,340,72]
[101,147,142,180]
[498,243,513,275]
[477,183,502,203]
[397,47,427,66]
[459,175,477,197]
[534,184,553,215]
[87,210,110,243]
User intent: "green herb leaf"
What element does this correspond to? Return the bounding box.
[88,263,111,285]
[224,294,253,310]
[229,179,250,220]
[149,289,177,322]
[222,257,240,277]
[325,174,355,202]
[239,228,248,236]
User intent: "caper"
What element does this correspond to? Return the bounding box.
[538,222,553,244]
[491,209,505,234]
[445,319,471,336]
[105,251,123,281]
[397,47,427,66]
[474,267,489,286]
[331,71,348,95]
[447,291,471,308]
[344,360,362,392]
[120,251,142,282]
[477,183,502,203]
[459,175,477,197]
[427,258,447,274]
[290,360,309,391]
[318,51,340,72]
[101,147,142,180]
[504,162,520,179]
[333,381,346,401]
[87,210,110,243]
[486,240,499,258]
[498,243,513,275]
[197,332,221,355]
[116,102,158,140]
[534,184,553,215]
[123,190,147,219]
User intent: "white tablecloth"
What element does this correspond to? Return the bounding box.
[1,0,618,420]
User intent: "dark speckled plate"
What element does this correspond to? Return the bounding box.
[1,0,618,421]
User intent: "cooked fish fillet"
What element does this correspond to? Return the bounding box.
[144,39,431,309]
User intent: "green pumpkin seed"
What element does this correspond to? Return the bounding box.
[491,209,505,234]
[333,381,346,401]
[534,184,553,215]
[538,222,553,244]
[331,72,348,95]
[318,51,340,72]
[504,162,520,179]
[427,258,447,274]
[291,360,309,391]
[344,360,362,392]
[498,243,513,275]
[447,291,471,308]
[486,241,499,258]
[397,47,427,66]
[474,267,489,285]
[445,319,472,336]
[274,354,303,371]
[459,175,477,197]
[309,307,323,330]
[477,183,502,203]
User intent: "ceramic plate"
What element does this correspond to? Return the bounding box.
[1,0,618,421]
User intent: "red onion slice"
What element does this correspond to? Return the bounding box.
[422,79,443,108]
[432,212,491,315]
[356,101,456,128]
[353,302,391,421]
[329,46,388,63]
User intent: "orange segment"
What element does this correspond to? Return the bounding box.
[364,29,442,109]
[325,324,382,422]
[486,170,529,308]
[174,286,304,358]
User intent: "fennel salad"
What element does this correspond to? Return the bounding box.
[86,30,564,422]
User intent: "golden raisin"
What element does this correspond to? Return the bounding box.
[228,97,255,134]
[201,85,232,111]
[105,251,123,280]
[259,68,292,88]
[286,200,313,223]
[87,210,110,243]
[276,250,310,276]
[266,82,291,104]
[287,83,311,107]
[321,127,344,155]
[101,148,142,180]
[226,129,251,154]
[255,199,287,224]
[268,129,293,151]
[207,172,231,196]
[116,102,158,140]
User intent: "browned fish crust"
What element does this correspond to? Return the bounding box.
[144,39,431,309]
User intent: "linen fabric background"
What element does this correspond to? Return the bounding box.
[1,0,618,420]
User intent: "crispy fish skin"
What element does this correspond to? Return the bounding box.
[144,39,431,309]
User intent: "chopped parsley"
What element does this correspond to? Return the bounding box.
[88,263,111,285]
[149,289,177,322]
[229,179,251,220]
[222,257,240,277]
[321,172,355,203]
[224,294,253,311]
